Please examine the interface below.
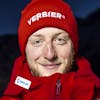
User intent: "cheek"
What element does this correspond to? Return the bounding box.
[56,44,72,59]
[25,45,43,60]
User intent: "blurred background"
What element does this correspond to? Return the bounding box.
[0,0,100,96]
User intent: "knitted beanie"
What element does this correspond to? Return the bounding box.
[18,0,78,55]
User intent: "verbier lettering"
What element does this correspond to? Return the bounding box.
[28,11,65,25]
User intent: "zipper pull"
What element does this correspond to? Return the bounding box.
[56,79,62,96]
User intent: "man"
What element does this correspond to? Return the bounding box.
[0,0,100,100]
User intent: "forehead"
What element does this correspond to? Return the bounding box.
[29,27,69,38]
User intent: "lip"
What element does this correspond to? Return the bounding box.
[39,63,61,69]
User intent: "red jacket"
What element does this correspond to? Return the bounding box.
[0,56,100,100]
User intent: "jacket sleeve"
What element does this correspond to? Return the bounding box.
[0,96,21,100]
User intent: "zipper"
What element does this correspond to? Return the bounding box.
[56,79,62,100]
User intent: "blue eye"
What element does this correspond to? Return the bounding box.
[31,39,43,47]
[54,37,66,45]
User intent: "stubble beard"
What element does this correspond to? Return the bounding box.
[29,60,73,77]
[27,51,74,77]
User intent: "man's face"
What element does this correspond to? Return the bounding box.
[25,27,74,77]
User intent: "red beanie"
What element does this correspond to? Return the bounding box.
[18,0,78,55]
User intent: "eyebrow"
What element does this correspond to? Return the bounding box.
[54,32,69,37]
[54,32,62,36]
[31,32,62,38]
[30,31,69,39]
[53,31,69,38]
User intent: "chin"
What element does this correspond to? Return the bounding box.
[31,65,68,77]
[40,71,66,77]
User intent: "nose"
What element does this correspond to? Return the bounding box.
[43,43,56,60]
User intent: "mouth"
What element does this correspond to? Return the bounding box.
[38,63,61,70]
